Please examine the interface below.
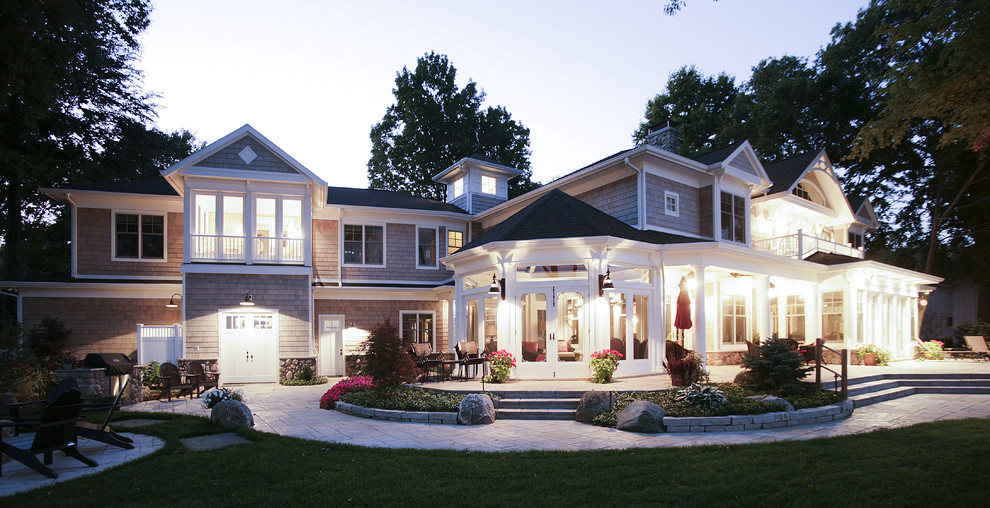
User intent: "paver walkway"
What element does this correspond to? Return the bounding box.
[127,360,990,451]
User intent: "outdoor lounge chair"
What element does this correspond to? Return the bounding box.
[187,361,219,396]
[159,362,197,401]
[0,387,98,478]
[964,336,990,361]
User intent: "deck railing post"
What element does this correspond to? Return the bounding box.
[815,338,822,390]
[841,348,848,397]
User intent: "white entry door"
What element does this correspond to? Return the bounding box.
[319,315,345,376]
[220,313,278,383]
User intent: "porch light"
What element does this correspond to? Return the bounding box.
[165,293,182,308]
[240,291,255,306]
[488,273,505,300]
[598,268,614,297]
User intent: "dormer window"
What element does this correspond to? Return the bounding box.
[792,182,825,206]
[453,177,464,197]
[481,175,496,195]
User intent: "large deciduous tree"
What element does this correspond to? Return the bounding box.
[0,0,155,279]
[368,52,537,202]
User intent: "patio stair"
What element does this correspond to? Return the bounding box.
[492,390,585,420]
[823,373,990,408]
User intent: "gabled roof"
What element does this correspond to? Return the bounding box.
[327,187,467,214]
[48,178,178,196]
[459,189,699,251]
[432,154,523,183]
[690,142,745,165]
[763,151,821,194]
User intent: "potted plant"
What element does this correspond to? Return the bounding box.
[484,350,516,383]
[667,352,705,387]
[589,349,623,383]
[856,344,891,366]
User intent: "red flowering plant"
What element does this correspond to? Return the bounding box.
[590,349,623,383]
[485,350,516,383]
[319,376,376,409]
[916,339,946,361]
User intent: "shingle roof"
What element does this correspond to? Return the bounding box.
[52,178,178,196]
[847,195,867,213]
[762,151,819,194]
[458,189,700,251]
[690,142,745,165]
[326,186,467,214]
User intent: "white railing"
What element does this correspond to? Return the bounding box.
[137,323,182,365]
[190,234,303,264]
[752,230,864,260]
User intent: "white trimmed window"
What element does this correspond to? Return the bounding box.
[822,291,843,342]
[417,227,437,267]
[343,224,384,265]
[481,175,496,195]
[664,191,679,217]
[447,230,463,255]
[721,293,747,344]
[114,213,165,261]
[848,231,864,249]
[401,311,434,346]
[720,192,746,243]
[453,177,464,197]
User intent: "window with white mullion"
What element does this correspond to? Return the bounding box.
[417,227,437,268]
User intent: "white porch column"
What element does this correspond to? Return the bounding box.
[843,285,854,349]
[453,276,463,348]
[756,275,770,341]
[693,265,707,364]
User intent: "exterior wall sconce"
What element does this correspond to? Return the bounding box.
[919,293,928,307]
[488,273,505,300]
[240,291,255,306]
[598,268,614,297]
[165,293,182,308]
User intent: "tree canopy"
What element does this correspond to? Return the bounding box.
[368,52,537,202]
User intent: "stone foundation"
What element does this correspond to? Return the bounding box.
[706,351,746,365]
[280,357,317,381]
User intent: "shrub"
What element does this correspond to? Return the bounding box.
[674,383,727,410]
[143,361,161,387]
[281,376,329,386]
[484,350,515,383]
[202,387,244,409]
[667,351,707,385]
[297,363,313,382]
[740,334,811,392]
[590,349,623,383]
[320,376,375,409]
[955,320,990,347]
[360,319,418,393]
[25,316,72,366]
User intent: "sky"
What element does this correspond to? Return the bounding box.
[139,0,868,189]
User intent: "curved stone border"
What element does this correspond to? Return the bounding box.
[335,402,458,424]
[662,399,855,433]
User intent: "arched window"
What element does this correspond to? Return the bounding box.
[792,182,826,206]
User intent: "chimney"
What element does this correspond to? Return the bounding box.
[645,120,681,154]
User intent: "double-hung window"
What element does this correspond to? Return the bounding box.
[481,175,497,195]
[401,311,434,346]
[447,230,463,255]
[417,227,437,267]
[664,191,679,216]
[114,213,165,260]
[344,225,384,265]
[720,192,746,243]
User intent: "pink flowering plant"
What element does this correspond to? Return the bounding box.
[484,350,516,383]
[319,376,376,409]
[590,349,623,383]
[916,339,945,360]
[856,344,891,366]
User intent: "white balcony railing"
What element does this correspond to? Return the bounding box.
[752,230,864,260]
[190,234,304,264]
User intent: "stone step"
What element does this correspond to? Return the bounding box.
[847,380,903,397]
[824,373,990,391]
[849,386,916,408]
[912,386,990,395]
[496,408,575,420]
[497,398,581,410]
[897,379,990,388]
[491,390,588,399]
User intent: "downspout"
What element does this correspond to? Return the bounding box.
[0,289,22,324]
[65,193,78,279]
[337,206,344,288]
[624,158,644,229]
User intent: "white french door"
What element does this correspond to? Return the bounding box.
[220,312,278,383]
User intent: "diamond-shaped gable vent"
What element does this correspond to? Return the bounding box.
[238,145,258,165]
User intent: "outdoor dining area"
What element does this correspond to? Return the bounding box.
[409,342,489,382]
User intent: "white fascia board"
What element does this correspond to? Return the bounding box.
[13,281,182,299]
[824,260,943,284]
[181,167,314,185]
[433,157,523,183]
[442,236,660,274]
[181,264,313,276]
[661,241,824,280]
[74,274,182,281]
[716,141,771,190]
[321,205,471,224]
[40,189,183,212]
[313,286,443,301]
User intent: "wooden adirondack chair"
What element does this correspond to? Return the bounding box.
[187,361,219,396]
[0,388,98,478]
[159,362,197,401]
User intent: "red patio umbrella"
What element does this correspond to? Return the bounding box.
[674,276,693,335]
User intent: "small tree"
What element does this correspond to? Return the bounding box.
[26,316,73,366]
[360,319,418,394]
[739,334,811,392]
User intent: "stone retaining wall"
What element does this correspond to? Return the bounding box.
[662,399,854,433]
[334,402,459,424]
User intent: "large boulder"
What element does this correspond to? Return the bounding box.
[575,391,615,423]
[211,400,255,428]
[747,394,795,412]
[458,394,496,425]
[616,400,666,433]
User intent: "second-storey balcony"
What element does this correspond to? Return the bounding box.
[752,230,863,260]
[191,234,305,264]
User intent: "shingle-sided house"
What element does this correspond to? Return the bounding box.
[5,123,940,382]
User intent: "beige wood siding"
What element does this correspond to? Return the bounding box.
[645,173,702,236]
[312,218,339,283]
[700,186,714,238]
[314,298,450,351]
[341,223,453,282]
[76,208,183,278]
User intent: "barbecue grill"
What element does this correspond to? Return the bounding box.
[83,353,134,396]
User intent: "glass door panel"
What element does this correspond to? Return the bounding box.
[520,292,547,362]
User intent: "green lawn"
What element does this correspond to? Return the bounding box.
[6,412,990,507]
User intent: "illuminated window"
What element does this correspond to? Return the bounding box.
[822,291,843,342]
[453,177,464,197]
[481,175,496,194]
[721,293,747,344]
[786,295,805,341]
[447,230,463,254]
